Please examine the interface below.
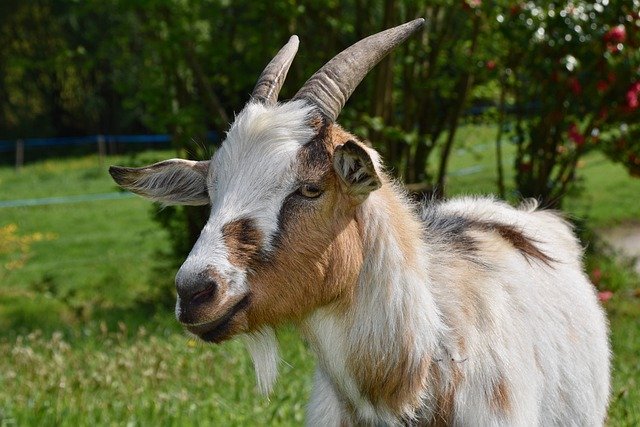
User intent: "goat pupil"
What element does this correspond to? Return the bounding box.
[300,184,322,198]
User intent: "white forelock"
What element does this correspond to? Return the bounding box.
[208,100,317,249]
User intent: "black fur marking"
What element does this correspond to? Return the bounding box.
[422,201,555,268]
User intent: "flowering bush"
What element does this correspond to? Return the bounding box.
[493,0,640,204]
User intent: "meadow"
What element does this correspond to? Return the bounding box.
[1,127,639,425]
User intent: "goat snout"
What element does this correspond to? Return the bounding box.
[175,268,221,324]
[177,273,218,305]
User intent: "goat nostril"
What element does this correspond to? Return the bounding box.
[191,283,217,305]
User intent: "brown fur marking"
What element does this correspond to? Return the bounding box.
[222,218,263,268]
[353,332,431,414]
[490,377,512,414]
[473,221,554,265]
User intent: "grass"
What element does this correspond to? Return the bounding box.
[0,152,175,333]
[0,132,639,425]
[0,324,313,426]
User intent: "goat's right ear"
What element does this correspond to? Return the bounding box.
[109,159,210,206]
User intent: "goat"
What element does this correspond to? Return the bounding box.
[109,19,610,426]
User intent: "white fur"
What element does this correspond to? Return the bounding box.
[302,189,610,425]
[208,100,316,251]
[242,326,280,395]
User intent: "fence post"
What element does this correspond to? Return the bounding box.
[15,139,24,170]
[108,135,116,156]
[97,135,106,166]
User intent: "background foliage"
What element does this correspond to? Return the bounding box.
[3,0,638,190]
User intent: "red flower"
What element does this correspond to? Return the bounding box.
[486,60,496,70]
[568,77,582,95]
[518,161,532,172]
[568,123,585,146]
[604,25,626,43]
[598,291,613,303]
[596,80,609,93]
[599,107,609,120]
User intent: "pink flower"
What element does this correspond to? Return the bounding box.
[627,92,639,109]
[626,82,640,110]
[598,291,613,303]
[604,25,626,43]
[591,267,602,284]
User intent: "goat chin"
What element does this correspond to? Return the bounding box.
[242,326,280,395]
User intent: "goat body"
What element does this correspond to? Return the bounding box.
[110,20,610,426]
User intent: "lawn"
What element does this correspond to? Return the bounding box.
[0,130,639,425]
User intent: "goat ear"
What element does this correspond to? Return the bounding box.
[333,140,381,202]
[109,159,210,206]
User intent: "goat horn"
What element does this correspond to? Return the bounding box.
[293,19,425,122]
[252,35,299,105]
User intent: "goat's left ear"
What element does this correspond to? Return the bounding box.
[333,140,381,202]
[109,159,210,206]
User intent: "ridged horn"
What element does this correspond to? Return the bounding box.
[293,19,425,122]
[251,35,299,105]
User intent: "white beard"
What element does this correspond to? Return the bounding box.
[242,326,280,395]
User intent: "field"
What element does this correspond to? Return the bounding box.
[1,128,639,425]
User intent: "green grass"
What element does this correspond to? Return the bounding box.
[0,152,176,333]
[0,138,639,425]
[0,324,313,426]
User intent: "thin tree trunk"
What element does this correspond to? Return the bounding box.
[495,78,507,198]
[434,15,481,197]
[370,0,396,163]
[182,41,230,127]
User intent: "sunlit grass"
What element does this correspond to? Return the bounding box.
[0,324,313,426]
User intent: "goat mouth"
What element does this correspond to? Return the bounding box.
[185,295,250,343]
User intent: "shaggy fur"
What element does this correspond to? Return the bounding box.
[111,100,610,426]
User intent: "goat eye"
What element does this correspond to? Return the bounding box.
[298,184,323,199]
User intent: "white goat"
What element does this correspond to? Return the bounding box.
[110,19,610,426]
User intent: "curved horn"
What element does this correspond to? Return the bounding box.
[251,35,299,105]
[293,19,425,122]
